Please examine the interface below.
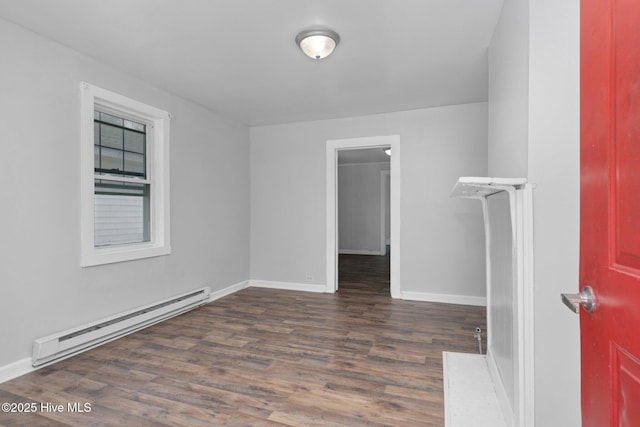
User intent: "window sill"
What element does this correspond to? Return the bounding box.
[81,244,171,267]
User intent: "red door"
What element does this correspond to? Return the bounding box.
[581,0,640,425]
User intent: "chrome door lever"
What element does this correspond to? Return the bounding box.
[561,286,596,313]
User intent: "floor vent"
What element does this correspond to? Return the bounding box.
[32,287,211,367]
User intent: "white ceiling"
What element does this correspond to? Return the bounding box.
[0,0,503,126]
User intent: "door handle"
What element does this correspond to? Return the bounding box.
[561,286,596,313]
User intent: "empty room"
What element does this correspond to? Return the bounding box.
[2,0,628,426]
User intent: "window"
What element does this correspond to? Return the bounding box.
[80,82,170,266]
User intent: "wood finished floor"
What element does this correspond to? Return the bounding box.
[0,255,486,426]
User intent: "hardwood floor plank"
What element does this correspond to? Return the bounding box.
[0,255,486,425]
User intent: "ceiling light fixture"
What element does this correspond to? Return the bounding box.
[295,29,340,60]
[384,148,391,156]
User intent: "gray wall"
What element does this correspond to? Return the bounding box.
[0,18,250,367]
[529,0,580,424]
[338,162,390,254]
[250,103,488,299]
[488,0,529,178]
[488,0,581,425]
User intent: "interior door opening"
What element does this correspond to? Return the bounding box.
[336,148,391,294]
[325,135,401,298]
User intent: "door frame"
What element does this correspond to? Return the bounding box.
[326,135,401,297]
[380,170,391,255]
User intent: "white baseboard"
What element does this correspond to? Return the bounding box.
[401,291,486,306]
[249,280,326,293]
[0,357,36,384]
[338,249,385,256]
[486,347,514,426]
[207,280,249,302]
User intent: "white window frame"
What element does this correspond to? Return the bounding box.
[80,82,171,267]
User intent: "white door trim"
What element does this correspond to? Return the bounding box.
[380,170,391,255]
[326,135,401,297]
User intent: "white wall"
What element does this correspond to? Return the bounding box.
[488,0,529,179]
[528,0,580,425]
[250,103,488,301]
[488,0,581,425]
[0,18,250,369]
[338,162,390,254]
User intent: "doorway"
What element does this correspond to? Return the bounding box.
[337,148,390,294]
[326,135,401,297]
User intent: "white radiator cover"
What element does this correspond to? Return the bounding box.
[32,287,211,367]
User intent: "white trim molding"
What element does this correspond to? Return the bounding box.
[401,291,487,307]
[80,82,171,267]
[380,170,391,255]
[326,135,401,297]
[249,280,326,293]
[207,280,250,303]
[0,358,36,384]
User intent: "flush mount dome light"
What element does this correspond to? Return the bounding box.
[295,29,340,59]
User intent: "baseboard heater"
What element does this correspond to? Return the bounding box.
[32,287,211,367]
